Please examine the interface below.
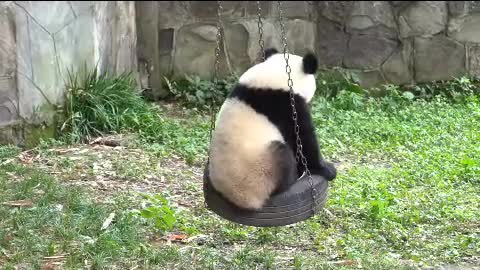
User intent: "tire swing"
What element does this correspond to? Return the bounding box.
[203,1,329,227]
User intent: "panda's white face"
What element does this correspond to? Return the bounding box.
[238,52,317,103]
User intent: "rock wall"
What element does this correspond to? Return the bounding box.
[0,1,138,145]
[137,1,480,97]
[2,1,480,145]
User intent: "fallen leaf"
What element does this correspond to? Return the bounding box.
[42,254,66,270]
[41,262,62,270]
[331,260,358,266]
[89,136,122,147]
[2,200,34,207]
[41,254,67,270]
[19,152,34,164]
[167,233,188,242]
[43,254,67,260]
[77,149,89,154]
[101,212,115,230]
[1,159,14,165]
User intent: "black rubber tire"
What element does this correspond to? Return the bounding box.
[203,166,329,227]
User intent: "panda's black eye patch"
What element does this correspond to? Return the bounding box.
[302,52,318,74]
[264,48,279,60]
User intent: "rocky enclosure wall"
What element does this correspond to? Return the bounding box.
[137,1,480,98]
[0,1,137,145]
[1,1,480,145]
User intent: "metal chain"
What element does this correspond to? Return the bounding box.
[256,1,265,62]
[276,1,318,214]
[209,0,223,145]
[205,0,223,210]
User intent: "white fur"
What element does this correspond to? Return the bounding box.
[238,53,317,103]
[208,52,317,210]
[209,98,285,209]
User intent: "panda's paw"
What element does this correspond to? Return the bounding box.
[318,161,336,181]
[325,162,337,181]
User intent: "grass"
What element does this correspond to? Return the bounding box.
[1,71,479,269]
[0,150,145,268]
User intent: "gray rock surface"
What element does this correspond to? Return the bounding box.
[318,1,353,24]
[348,1,396,32]
[344,35,398,70]
[224,22,251,74]
[354,70,387,89]
[174,23,224,78]
[399,1,448,38]
[382,40,414,85]
[448,14,480,43]
[0,3,18,127]
[316,16,347,68]
[1,1,138,138]
[415,36,466,82]
[468,44,480,77]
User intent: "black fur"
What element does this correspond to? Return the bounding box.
[229,84,337,181]
[264,48,279,60]
[302,52,318,74]
[269,141,298,194]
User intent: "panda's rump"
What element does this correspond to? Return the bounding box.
[208,98,296,209]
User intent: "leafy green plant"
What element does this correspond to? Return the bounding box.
[59,66,161,143]
[315,68,366,99]
[135,194,177,233]
[409,76,479,101]
[331,90,366,110]
[164,75,238,109]
[0,145,20,160]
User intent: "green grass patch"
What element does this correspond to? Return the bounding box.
[16,67,480,268]
[0,155,182,269]
[140,84,479,268]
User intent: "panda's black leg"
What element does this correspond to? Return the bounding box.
[298,134,337,181]
[295,101,337,181]
[269,141,297,194]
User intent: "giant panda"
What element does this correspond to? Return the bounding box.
[207,48,337,210]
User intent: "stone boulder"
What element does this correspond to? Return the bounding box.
[224,23,251,74]
[241,19,283,64]
[318,1,353,24]
[347,1,396,37]
[381,40,413,85]
[448,1,480,17]
[448,1,470,16]
[399,1,448,38]
[344,35,398,70]
[0,3,16,77]
[280,1,316,20]
[448,14,480,43]
[316,16,347,68]
[284,19,316,56]
[355,70,387,89]
[174,23,229,79]
[468,44,480,77]
[414,36,466,82]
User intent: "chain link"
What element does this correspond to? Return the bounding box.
[276,1,317,214]
[205,0,223,210]
[256,1,265,62]
[209,0,223,145]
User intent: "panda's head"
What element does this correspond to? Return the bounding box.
[239,48,318,103]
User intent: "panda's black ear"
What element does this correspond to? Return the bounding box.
[264,48,278,60]
[303,52,318,74]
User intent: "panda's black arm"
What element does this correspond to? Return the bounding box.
[296,102,337,181]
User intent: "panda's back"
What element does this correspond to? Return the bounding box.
[207,84,297,209]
